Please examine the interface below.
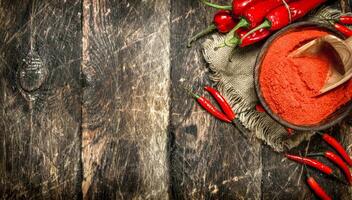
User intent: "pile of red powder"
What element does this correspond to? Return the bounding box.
[260,29,352,125]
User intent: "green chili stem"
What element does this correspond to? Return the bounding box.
[200,0,232,10]
[240,19,271,43]
[222,18,250,47]
[187,24,217,48]
[233,18,250,32]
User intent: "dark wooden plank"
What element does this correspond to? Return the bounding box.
[261,126,352,200]
[82,0,170,199]
[0,0,82,199]
[169,1,262,199]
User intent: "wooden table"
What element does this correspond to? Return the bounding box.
[0,0,351,199]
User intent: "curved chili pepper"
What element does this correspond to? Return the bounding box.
[226,0,296,45]
[204,86,236,121]
[229,28,271,47]
[306,174,332,200]
[318,132,352,167]
[233,0,296,31]
[242,0,326,41]
[338,15,352,25]
[308,151,352,185]
[183,86,231,123]
[232,0,261,17]
[196,94,232,123]
[200,0,261,18]
[187,10,236,47]
[333,23,352,37]
[285,154,333,175]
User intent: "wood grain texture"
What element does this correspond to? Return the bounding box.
[82,0,170,199]
[0,0,82,199]
[169,1,262,199]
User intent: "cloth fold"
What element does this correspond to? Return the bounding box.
[202,6,347,152]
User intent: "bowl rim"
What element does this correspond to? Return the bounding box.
[254,21,352,131]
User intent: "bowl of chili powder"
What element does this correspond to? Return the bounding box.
[254,22,352,131]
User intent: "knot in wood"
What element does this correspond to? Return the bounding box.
[18,51,48,92]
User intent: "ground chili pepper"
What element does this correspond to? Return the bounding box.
[318,132,352,167]
[333,23,352,37]
[204,86,236,121]
[242,0,326,40]
[308,151,352,185]
[305,169,332,200]
[187,10,236,47]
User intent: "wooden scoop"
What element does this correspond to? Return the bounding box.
[289,35,352,94]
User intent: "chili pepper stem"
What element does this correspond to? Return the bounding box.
[241,19,271,43]
[223,19,250,46]
[200,0,232,10]
[187,24,217,48]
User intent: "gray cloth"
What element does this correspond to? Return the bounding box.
[202,6,346,152]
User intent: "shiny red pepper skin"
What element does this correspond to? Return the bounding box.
[339,15,352,25]
[204,86,236,121]
[267,0,326,31]
[214,10,236,33]
[187,10,236,47]
[197,96,232,123]
[306,176,332,200]
[321,133,352,166]
[255,104,265,113]
[232,0,261,17]
[244,0,295,28]
[334,23,352,37]
[285,154,333,175]
[324,151,352,185]
[237,28,271,47]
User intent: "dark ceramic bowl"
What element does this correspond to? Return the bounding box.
[254,22,352,131]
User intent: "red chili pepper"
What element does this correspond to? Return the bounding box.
[228,28,271,47]
[242,0,326,41]
[255,104,265,113]
[199,0,261,18]
[196,95,232,123]
[333,23,352,37]
[286,128,294,135]
[183,86,231,123]
[306,174,332,200]
[338,15,352,25]
[226,0,296,45]
[187,10,236,47]
[232,0,262,17]
[204,86,236,121]
[233,0,296,31]
[285,154,334,175]
[318,132,352,167]
[308,151,352,185]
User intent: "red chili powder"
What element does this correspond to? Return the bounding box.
[260,29,352,125]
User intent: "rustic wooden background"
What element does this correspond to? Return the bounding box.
[0,0,351,199]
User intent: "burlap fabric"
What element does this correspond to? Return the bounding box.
[202,6,348,152]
